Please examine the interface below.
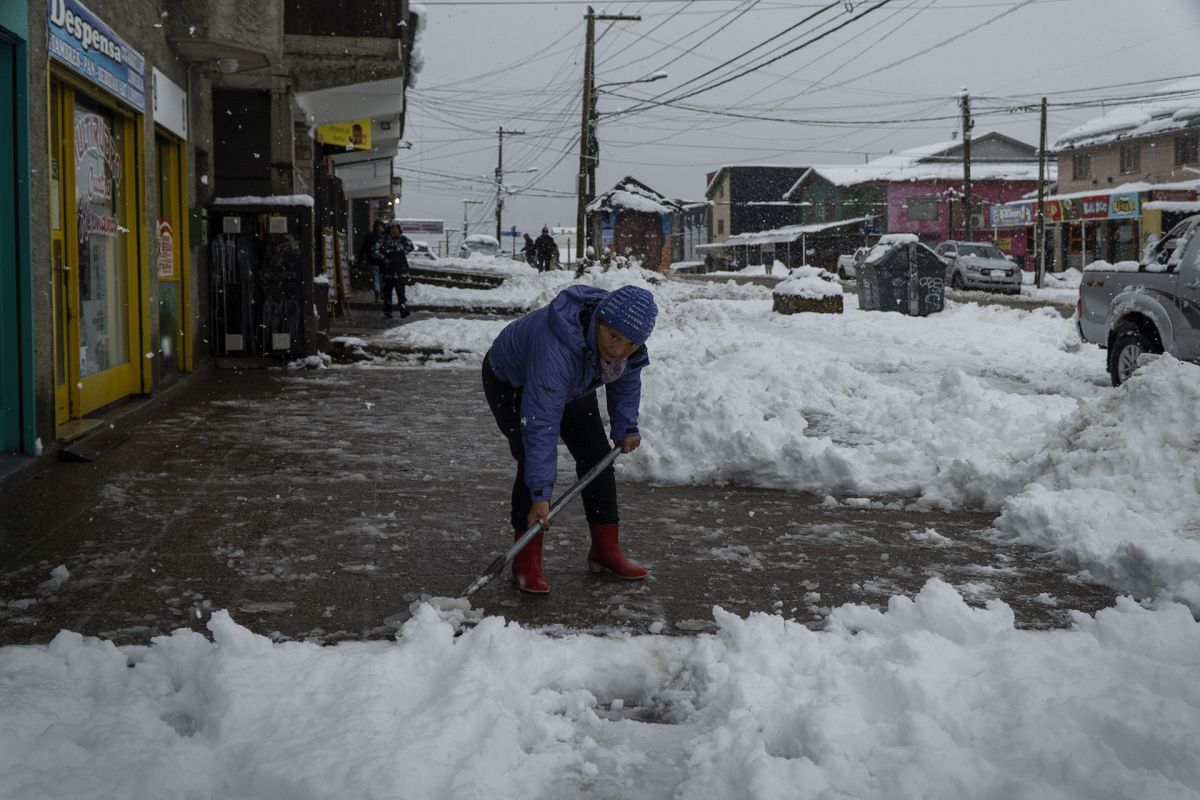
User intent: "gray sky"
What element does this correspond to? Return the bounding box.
[399,0,1200,246]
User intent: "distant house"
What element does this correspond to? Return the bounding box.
[1042,79,1200,266]
[704,165,811,242]
[783,133,1047,262]
[585,177,680,272]
[672,200,709,264]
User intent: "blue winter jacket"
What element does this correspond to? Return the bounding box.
[487,285,650,503]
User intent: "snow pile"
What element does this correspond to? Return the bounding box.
[2,582,1197,799]
[1083,259,1142,273]
[737,260,789,277]
[1040,267,1082,289]
[635,294,1097,511]
[774,266,842,298]
[995,355,1200,608]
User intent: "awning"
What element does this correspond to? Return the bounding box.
[696,216,875,249]
[294,77,406,126]
[333,158,399,199]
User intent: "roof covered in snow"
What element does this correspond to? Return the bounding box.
[784,132,1049,197]
[1052,77,1200,150]
[587,176,680,216]
[696,216,875,248]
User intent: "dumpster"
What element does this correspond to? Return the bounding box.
[857,237,945,316]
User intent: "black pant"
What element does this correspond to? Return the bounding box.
[482,354,618,532]
[381,274,406,315]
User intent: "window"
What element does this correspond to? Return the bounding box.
[1176,135,1198,166]
[1072,152,1092,180]
[1119,144,1140,174]
[823,201,837,222]
[717,219,725,234]
[906,197,938,221]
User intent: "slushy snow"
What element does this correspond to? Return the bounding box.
[4,268,1200,799]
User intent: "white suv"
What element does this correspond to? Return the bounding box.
[935,241,1022,294]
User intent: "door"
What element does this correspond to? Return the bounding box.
[155,132,189,380]
[0,38,19,450]
[50,78,143,425]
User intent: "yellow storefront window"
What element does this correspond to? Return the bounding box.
[73,96,129,378]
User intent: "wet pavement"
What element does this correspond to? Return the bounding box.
[0,348,1116,646]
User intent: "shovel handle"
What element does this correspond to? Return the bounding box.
[460,446,622,598]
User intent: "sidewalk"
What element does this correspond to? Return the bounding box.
[0,347,1117,646]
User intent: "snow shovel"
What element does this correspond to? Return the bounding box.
[460,446,622,599]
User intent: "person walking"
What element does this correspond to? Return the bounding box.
[358,219,386,302]
[373,221,412,318]
[522,233,536,266]
[482,284,658,593]
[534,227,557,271]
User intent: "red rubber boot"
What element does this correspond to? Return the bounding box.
[587,524,648,579]
[512,531,549,593]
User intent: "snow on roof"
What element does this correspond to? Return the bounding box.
[465,234,498,245]
[587,177,679,215]
[1001,177,1200,205]
[1052,77,1200,150]
[211,194,315,207]
[1144,201,1200,213]
[698,216,875,248]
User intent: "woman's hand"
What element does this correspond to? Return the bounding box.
[617,435,641,454]
[527,500,551,530]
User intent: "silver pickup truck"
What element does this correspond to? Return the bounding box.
[1078,214,1200,386]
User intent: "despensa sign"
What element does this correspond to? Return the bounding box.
[49,0,124,64]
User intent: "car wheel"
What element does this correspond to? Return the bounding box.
[837,267,847,280]
[1108,324,1160,387]
[951,272,965,290]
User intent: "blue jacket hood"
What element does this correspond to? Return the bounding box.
[487,285,650,502]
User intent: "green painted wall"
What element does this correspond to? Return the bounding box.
[0,5,35,455]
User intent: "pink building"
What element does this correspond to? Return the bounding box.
[879,133,1049,262]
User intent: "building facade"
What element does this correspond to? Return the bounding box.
[990,87,1200,269]
[12,0,414,462]
[704,165,810,243]
[586,176,679,272]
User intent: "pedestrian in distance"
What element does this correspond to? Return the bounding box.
[482,284,658,593]
[534,226,557,272]
[522,233,536,266]
[373,221,412,319]
[358,219,386,302]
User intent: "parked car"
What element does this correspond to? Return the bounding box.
[836,247,870,279]
[935,241,1022,294]
[459,234,501,259]
[408,240,438,263]
[1078,214,1200,386]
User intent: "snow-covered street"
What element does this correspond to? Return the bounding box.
[4,270,1198,799]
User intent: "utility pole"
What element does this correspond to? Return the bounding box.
[1035,96,1048,289]
[960,88,974,241]
[495,126,525,243]
[575,6,640,260]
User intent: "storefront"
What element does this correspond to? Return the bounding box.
[989,188,1149,271]
[48,0,151,429]
[1,2,36,455]
[151,67,191,382]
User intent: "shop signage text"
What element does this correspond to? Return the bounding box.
[49,0,146,111]
[989,191,1144,227]
[75,112,121,243]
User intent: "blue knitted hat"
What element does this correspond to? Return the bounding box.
[595,285,657,345]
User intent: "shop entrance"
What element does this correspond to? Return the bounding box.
[154,132,189,381]
[50,78,144,429]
